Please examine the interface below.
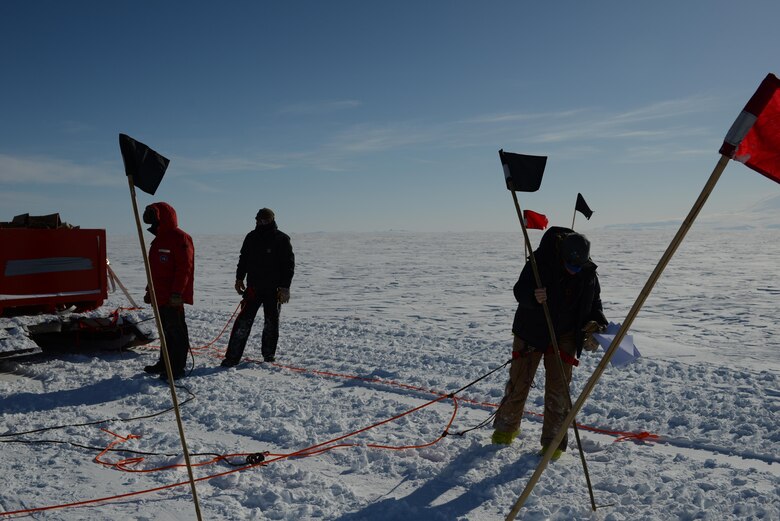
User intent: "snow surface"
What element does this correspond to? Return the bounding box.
[1,229,778,520]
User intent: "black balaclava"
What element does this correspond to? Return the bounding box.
[256,208,276,233]
[143,206,159,236]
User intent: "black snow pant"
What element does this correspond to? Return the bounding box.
[224,288,281,364]
[156,305,191,375]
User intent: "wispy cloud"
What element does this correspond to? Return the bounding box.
[278,99,362,115]
[324,123,436,153]
[609,97,719,124]
[179,177,224,193]
[244,95,718,170]
[0,189,52,207]
[59,120,94,135]
[464,108,587,125]
[522,96,718,144]
[171,155,285,174]
[0,154,119,186]
[3,95,716,188]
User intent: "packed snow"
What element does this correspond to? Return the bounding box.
[1,228,778,520]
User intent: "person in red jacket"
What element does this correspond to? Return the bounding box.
[141,202,194,381]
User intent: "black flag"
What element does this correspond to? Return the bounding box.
[575,192,593,219]
[119,133,170,195]
[498,149,546,192]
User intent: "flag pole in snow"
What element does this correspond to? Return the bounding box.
[506,72,780,520]
[119,134,204,521]
[499,150,598,511]
[572,193,593,230]
[505,154,730,520]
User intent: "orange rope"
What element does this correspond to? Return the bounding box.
[1,389,460,517]
[265,361,659,443]
[0,308,659,517]
[137,302,241,353]
[94,428,234,473]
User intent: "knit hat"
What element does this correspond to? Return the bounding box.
[561,233,590,267]
[256,208,275,221]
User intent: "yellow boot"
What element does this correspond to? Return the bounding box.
[538,444,563,461]
[491,429,519,445]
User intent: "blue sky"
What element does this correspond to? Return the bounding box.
[1,0,778,235]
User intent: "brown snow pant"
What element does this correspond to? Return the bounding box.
[493,333,576,451]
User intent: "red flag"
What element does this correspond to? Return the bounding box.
[720,73,780,184]
[523,209,548,230]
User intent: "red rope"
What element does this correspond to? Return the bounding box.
[0,309,659,517]
[1,389,460,517]
[138,302,241,353]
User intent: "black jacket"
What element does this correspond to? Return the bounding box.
[235,223,295,292]
[512,226,607,357]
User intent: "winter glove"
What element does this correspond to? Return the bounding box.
[168,293,183,307]
[277,287,290,304]
[583,335,600,352]
[582,320,604,352]
[143,291,151,304]
[235,279,246,295]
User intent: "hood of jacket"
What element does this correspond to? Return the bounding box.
[535,225,596,271]
[146,202,179,235]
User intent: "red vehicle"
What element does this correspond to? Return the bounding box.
[1,216,107,316]
[1,213,147,353]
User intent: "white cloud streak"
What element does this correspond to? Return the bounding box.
[278,99,363,115]
[0,95,721,186]
[0,154,119,186]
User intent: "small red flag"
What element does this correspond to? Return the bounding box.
[523,209,548,230]
[720,73,780,184]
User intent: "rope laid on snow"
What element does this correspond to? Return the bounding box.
[0,383,196,438]
[0,308,661,518]
[0,378,462,517]
[134,301,241,353]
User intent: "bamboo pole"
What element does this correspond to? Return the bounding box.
[127,177,204,521]
[106,261,139,308]
[505,154,731,520]
[508,187,597,511]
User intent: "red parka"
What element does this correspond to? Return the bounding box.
[146,202,194,305]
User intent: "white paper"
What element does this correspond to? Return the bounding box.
[593,321,642,367]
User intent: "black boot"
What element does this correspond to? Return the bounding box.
[144,362,165,374]
[159,370,185,382]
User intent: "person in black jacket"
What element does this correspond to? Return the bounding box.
[221,208,294,367]
[492,227,607,458]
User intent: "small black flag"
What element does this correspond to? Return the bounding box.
[119,133,170,195]
[575,193,593,219]
[498,149,546,192]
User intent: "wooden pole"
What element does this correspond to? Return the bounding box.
[106,261,139,308]
[505,154,731,520]
[508,187,597,510]
[127,176,204,521]
[571,205,577,230]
